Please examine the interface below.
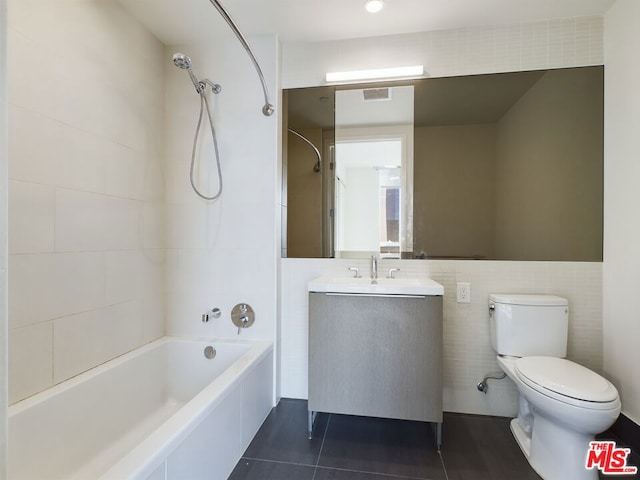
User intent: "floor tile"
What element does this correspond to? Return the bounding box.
[318,414,446,480]
[242,398,328,465]
[314,466,426,480]
[228,458,315,480]
[233,399,623,480]
[441,413,541,480]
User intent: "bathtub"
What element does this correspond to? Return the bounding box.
[8,337,274,480]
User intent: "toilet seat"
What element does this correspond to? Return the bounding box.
[515,356,619,409]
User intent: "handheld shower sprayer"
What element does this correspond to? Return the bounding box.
[172,52,192,69]
[172,53,221,95]
[172,52,223,201]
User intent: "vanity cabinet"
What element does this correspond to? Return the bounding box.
[308,292,443,430]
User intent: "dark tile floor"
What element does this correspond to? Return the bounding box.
[229,399,544,480]
[230,399,640,480]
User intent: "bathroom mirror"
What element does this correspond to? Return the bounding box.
[283,66,603,261]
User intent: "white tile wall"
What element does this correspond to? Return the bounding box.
[53,301,144,383]
[55,190,141,252]
[280,258,603,417]
[7,0,166,404]
[163,38,280,343]
[9,253,106,329]
[603,0,640,424]
[282,16,604,89]
[8,105,107,194]
[7,321,52,406]
[8,181,55,254]
[0,0,8,475]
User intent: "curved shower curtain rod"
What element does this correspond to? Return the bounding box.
[288,128,322,173]
[208,0,275,117]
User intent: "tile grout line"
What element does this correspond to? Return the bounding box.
[312,413,332,480]
[314,464,435,480]
[439,449,450,480]
[240,456,317,469]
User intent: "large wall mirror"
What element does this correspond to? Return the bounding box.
[282,66,603,261]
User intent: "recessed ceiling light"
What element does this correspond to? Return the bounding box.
[364,0,384,13]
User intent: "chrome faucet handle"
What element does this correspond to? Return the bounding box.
[232,303,254,335]
[387,268,400,279]
[348,267,361,278]
[370,255,378,284]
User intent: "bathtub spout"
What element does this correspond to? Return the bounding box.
[202,307,222,323]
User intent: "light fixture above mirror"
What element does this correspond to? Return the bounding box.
[326,65,424,83]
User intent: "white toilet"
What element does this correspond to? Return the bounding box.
[489,294,621,480]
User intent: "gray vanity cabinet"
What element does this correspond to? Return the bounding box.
[308,292,443,425]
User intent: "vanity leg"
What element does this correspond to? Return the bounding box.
[435,422,442,451]
[308,410,316,439]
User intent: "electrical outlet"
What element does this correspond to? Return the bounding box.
[457,282,471,303]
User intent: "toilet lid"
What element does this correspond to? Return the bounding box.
[515,357,618,403]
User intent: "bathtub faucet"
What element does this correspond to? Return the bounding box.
[371,255,378,284]
[202,307,222,323]
[231,303,255,335]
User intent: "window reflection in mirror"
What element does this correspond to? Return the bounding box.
[282,66,603,261]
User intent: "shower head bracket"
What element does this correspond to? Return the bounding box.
[202,79,221,94]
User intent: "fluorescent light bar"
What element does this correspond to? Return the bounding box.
[326,65,424,83]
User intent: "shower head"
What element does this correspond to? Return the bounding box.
[173,52,205,94]
[172,52,193,70]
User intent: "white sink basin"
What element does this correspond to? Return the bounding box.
[308,276,444,296]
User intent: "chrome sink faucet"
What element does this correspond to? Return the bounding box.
[371,255,378,284]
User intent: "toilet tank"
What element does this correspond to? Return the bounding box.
[489,294,569,358]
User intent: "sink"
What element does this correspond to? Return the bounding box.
[308,276,444,296]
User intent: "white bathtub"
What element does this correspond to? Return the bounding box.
[8,337,274,480]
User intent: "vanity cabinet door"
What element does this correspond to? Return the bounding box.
[308,292,443,422]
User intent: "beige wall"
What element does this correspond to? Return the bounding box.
[0,0,7,475]
[414,124,496,259]
[7,0,166,404]
[494,68,603,261]
[414,68,603,262]
[287,128,323,257]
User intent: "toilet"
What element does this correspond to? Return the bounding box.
[489,294,621,480]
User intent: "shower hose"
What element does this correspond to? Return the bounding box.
[190,90,223,201]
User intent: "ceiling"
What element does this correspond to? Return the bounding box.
[118,0,615,45]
